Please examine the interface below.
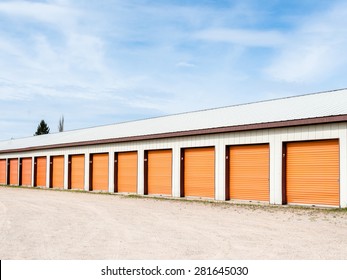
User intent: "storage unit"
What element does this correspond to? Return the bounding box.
[69,155,85,190]
[228,144,269,202]
[0,159,6,184]
[91,153,109,191]
[20,158,32,186]
[51,156,64,189]
[116,151,137,193]
[35,157,46,187]
[9,158,18,185]
[285,140,340,206]
[146,149,172,196]
[1,89,347,208]
[183,147,215,198]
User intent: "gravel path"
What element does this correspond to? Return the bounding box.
[1,186,347,260]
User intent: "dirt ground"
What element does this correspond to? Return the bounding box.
[1,186,347,260]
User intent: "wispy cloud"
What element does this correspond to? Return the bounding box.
[264,1,347,83]
[176,61,196,68]
[0,0,80,26]
[195,28,285,47]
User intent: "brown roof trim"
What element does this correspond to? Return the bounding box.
[1,114,347,154]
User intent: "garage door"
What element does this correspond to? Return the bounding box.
[91,153,109,191]
[0,159,6,184]
[229,144,269,202]
[183,147,215,198]
[286,139,339,206]
[70,155,85,190]
[21,158,32,186]
[9,159,18,185]
[116,152,137,193]
[35,157,46,187]
[147,150,172,195]
[51,156,64,189]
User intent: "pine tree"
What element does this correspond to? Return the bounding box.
[34,120,50,136]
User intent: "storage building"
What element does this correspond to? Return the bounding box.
[1,89,347,207]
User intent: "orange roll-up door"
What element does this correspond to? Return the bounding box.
[0,159,6,184]
[184,147,215,198]
[286,139,339,206]
[117,152,137,193]
[35,157,46,187]
[9,159,18,185]
[21,158,32,186]
[229,144,269,202]
[52,156,64,189]
[147,150,172,195]
[70,155,85,190]
[91,153,109,191]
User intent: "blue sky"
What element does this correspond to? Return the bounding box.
[1,0,347,140]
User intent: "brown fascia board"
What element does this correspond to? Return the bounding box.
[1,114,347,154]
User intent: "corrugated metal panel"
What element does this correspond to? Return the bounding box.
[286,140,339,206]
[147,150,172,195]
[21,158,32,186]
[1,90,347,151]
[70,155,84,190]
[9,159,18,185]
[35,157,46,187]
[184,147,215,198]
[229,144,269,201]
[52,156,64,189]
[117,152,137,193]
[0,159,6,184]
[91,153,109,191]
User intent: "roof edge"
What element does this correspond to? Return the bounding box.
[1,114,347,155]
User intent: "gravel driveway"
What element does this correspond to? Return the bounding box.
[1,186,347,260]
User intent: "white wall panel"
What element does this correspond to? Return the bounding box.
[84,153,90,191]
[108,152,115,193]
[172,146,181,198]
[215,143,225,201]
[339,127,347,207]
[137,149,144,195]
[46,155,50,188]
[270,131,283,205]
[64,154,69,190]
[31,156,35,187]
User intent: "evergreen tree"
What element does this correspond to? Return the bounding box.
[34,120,50,136]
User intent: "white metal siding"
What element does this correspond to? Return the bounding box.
[0,123,346,207]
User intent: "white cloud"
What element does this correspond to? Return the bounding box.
[0,0,80,26]
[176,61,196,68]
[264,2,347,83]
[195,28,285,47]
[265,43,341,83]
[0,0,117,101]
